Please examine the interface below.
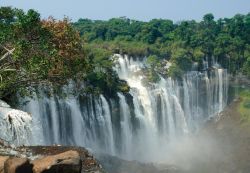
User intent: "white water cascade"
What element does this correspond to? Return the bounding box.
[19,54,228,162]
[0,100,32,146]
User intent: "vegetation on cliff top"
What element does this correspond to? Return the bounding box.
[0,6,250,99]
[74,13,250,78]
[239,89,250,124]
[0,7,127,100]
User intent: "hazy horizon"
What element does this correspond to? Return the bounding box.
[1,0,250,22]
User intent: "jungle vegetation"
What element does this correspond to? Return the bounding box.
[0,6,249,100]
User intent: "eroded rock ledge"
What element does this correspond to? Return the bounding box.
[0,144,105,173]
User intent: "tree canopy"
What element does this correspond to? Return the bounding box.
[0,7,249,100]
[0,7,127,100]
[74,13,250,77]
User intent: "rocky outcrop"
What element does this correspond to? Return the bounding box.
[32,150,81,173]
[27,146,104,173]
[0,156,9,173]
[0,144,105,173]
[4,157,32,173]
[0,153,82,173]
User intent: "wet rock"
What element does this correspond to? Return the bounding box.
[1,146,104,173]
[82,157,101,173]
[0,138,9,148]
[26,146,105,173]
[0,156,9,173]
[4,157,33,173]
[32,150,81,173]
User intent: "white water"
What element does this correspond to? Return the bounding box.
[117,93,133,159]
[18,54,228,162]
[0,101,32,146]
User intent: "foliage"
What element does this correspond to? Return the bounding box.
[143,55,160,82]
[0,7,127,100]
[74,13,250,78]
[168,64,184,79]
[146,55,160,67]
[1,7,250,100]
[0,7,55,99]
[242,45,250,76]
[83,45,129,96]
[238,89,250,124]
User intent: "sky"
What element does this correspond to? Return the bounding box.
[1,0,250,22]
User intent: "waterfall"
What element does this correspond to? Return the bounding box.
[0,100,32,146]
[100,95,115,155]
[18,54,228,162]
[117,93,133,159]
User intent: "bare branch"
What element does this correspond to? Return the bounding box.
[0,48,15,62]
[3,47,15,54]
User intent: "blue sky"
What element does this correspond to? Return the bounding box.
[1,0,250,22]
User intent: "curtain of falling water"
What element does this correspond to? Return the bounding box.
[20,54,228,161]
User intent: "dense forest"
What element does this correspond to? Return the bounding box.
[74,13,250,78]
[0,7,250,100]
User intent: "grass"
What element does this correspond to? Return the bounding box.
[238,88,250,123]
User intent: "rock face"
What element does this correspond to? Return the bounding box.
[0,156,9,173]
[0,144,105,173]
[26,146,104,173]
[32,150,81,173]
[4,157,32,173]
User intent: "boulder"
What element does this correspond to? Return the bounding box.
[32,150,81,173]
[4,157,33,173]
[0,156,9,173]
